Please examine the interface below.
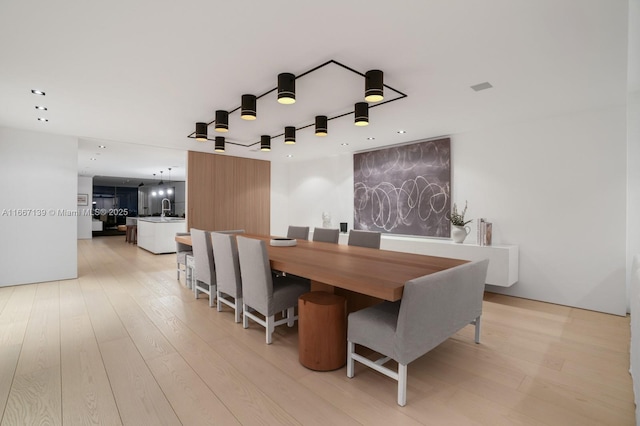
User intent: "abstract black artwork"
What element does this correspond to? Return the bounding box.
[353,138,451,237]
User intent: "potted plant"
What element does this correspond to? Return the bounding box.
[448,201,472,243]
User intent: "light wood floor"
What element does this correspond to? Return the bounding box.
[0,237,634,425]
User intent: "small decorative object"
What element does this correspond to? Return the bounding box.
[322,211,332,228]
[448,201,472,243]
[340,222,348,233]
[478,218,493,246]
[270,238,297,247]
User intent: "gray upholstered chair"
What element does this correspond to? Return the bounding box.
[176,232,192,284]
[312,227,340,244]
[347,259,489,406]
[348,229,381,249]
[287,226,309,240]
[211,232,243,323]
[191,228,216,307]
[236,236,311,344]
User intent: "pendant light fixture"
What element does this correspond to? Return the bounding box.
[190,61,408,146]
[284,126,296,144]
[315,115,328,136]
[241,94,257,120]
[365,70,384,102]
[195,122,208,141]
[260,135,271,151]
[167,168,173,194]
[215,110,229,132]
[151,174,157,197]
[354,102,369,126]
[215,136,225,152]
[277,73,296,104]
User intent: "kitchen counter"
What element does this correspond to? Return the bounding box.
[137,217,186,254]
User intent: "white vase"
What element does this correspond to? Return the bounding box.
[451,225,470,243]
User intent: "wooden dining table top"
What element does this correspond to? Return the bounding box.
[175,233,468,302]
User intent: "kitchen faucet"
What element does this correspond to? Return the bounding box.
[161,198,171,217]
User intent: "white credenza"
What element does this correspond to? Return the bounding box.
[137,218,186,254]
[327,233,518,287]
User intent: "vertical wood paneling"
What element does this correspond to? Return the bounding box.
[187,152,270,235]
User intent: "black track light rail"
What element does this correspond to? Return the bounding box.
[188,59,408,147]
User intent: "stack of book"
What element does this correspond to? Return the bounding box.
[477,218,493,246]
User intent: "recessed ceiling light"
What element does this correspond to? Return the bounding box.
[98,145,106,149]
[367,137,375,140]
[471,82,493,92]
[31,89,45,96]
[286,154,293,158]
[341,143,349,146]
[35,106,47,110]
[37,117,48,122]
[90,157,97,161]
[397,130,406,134]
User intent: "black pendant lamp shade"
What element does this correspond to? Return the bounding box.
[354,102,369,126]
[260,135,271,151]
[315,115,328,136]
[365,69,384,102]
[195,122,208,141]
[241,94,257,120]
[277,73,296,104]
[214,136,225,152]
[284,126,296,144]
[215,110,229,132]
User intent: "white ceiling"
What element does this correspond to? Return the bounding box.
[0,1,630,182]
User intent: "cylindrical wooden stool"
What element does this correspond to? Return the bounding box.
[298,291,347,371]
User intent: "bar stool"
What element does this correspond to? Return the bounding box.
[125,217,138,244]
[298,291,347,371]
[125,225,137,244]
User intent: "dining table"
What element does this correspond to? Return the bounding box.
[175,233,468,303]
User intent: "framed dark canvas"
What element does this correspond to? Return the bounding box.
[353,138,451,238]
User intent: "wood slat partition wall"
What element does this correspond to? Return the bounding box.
[187,151,270,235]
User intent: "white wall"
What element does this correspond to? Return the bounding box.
[270,163,291,236]
[456,107,627,315]
[77,175,93,239]
[629,92,640,312]
[271,154,353,237]
[0,127,78,286]
[273,106,627,315]
[627,0,640,416]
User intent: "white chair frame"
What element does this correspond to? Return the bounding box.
[242,306,297,344]
[347,315,481,406]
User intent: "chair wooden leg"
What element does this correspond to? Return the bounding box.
[347,341,355,378]
[474,315,481,344]
[242,304,249,328]
[286,306,295,327]
[398,363,407,406]
[266,315,274,344]
[216,290,223,312]
[235,298,243,323]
